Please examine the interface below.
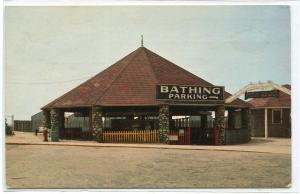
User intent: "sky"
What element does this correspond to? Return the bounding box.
[5,6,291,120]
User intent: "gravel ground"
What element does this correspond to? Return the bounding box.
[5,145,291,189]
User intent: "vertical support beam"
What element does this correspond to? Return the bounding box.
[215,105,225,145]
[50,109,63,142]
[241,108,250,129]
[159,104,169,143]
[264,108,268,138]
[91,106,103,142]
[60,111,65,130]
[241,108,251,142]
[89,109,92,131]
[201,114,207,129]
[11,115,14,131]
[227,109,235,130]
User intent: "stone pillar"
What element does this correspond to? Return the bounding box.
[242,108,251,141]
[228,109,235,130]
[50,109,63,142]
[91,106,103,142]
[215,105,225,145]
[42,110,51,129]
[158,104,169,143]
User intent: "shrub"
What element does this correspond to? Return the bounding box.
[5,119,14,136]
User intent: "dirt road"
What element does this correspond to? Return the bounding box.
[6,145,291,189]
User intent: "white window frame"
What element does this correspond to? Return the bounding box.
[272,108,282,124]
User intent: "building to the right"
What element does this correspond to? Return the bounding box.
[248,84,291,138]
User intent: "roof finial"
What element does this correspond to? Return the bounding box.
[141,35,144,47]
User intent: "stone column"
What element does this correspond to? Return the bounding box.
[50,109,63,142]
[158,104,169,143]
[242,108,251,141]
[42,110,51,129]
[91,106,103,142]
[227,109,235,130]
[215,105,225,145]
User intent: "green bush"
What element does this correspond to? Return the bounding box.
[5,119,14,136]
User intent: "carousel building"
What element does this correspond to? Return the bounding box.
[41,46,251,145]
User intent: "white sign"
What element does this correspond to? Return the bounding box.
[169,135,178,141]
[157,84,224,101]
[179,129,185,135]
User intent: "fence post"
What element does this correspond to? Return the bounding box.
[11,115,14,131]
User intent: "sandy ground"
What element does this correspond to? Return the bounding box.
[5,144,291,189]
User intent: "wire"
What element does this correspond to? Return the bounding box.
[6,76,91,85]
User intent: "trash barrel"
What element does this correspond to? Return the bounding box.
[43,129,48,142]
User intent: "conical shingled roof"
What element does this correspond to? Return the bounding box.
[43,47,248,109]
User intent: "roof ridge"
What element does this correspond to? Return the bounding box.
[144,48,213,86]
[42,71,103,109]
[143,48,159,84]
[143,48,249,106]
[42,49,139,109]
[93,48,142,105]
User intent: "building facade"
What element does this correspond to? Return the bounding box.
[249,85,291,138]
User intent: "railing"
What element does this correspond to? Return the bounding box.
[172,117,216,129]
[59,128,93,140]
[14,120,32,132]
[103,129,159,143]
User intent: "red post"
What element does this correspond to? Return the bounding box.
[214,127,220,145]
[43,129,48,142]
[185,128,191,145]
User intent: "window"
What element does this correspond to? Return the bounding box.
[272,109,282,124]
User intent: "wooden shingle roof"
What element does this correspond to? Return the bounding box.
[43,47,249,109]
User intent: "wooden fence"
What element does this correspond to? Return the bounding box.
[14,120,32,132]
[103,129,159,143]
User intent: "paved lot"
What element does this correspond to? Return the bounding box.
[6,144,291,189]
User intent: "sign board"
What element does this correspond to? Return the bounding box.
[156,85,224,101]
[245,90,279,99]
[169,135,178,141]
[179,129,185,136]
